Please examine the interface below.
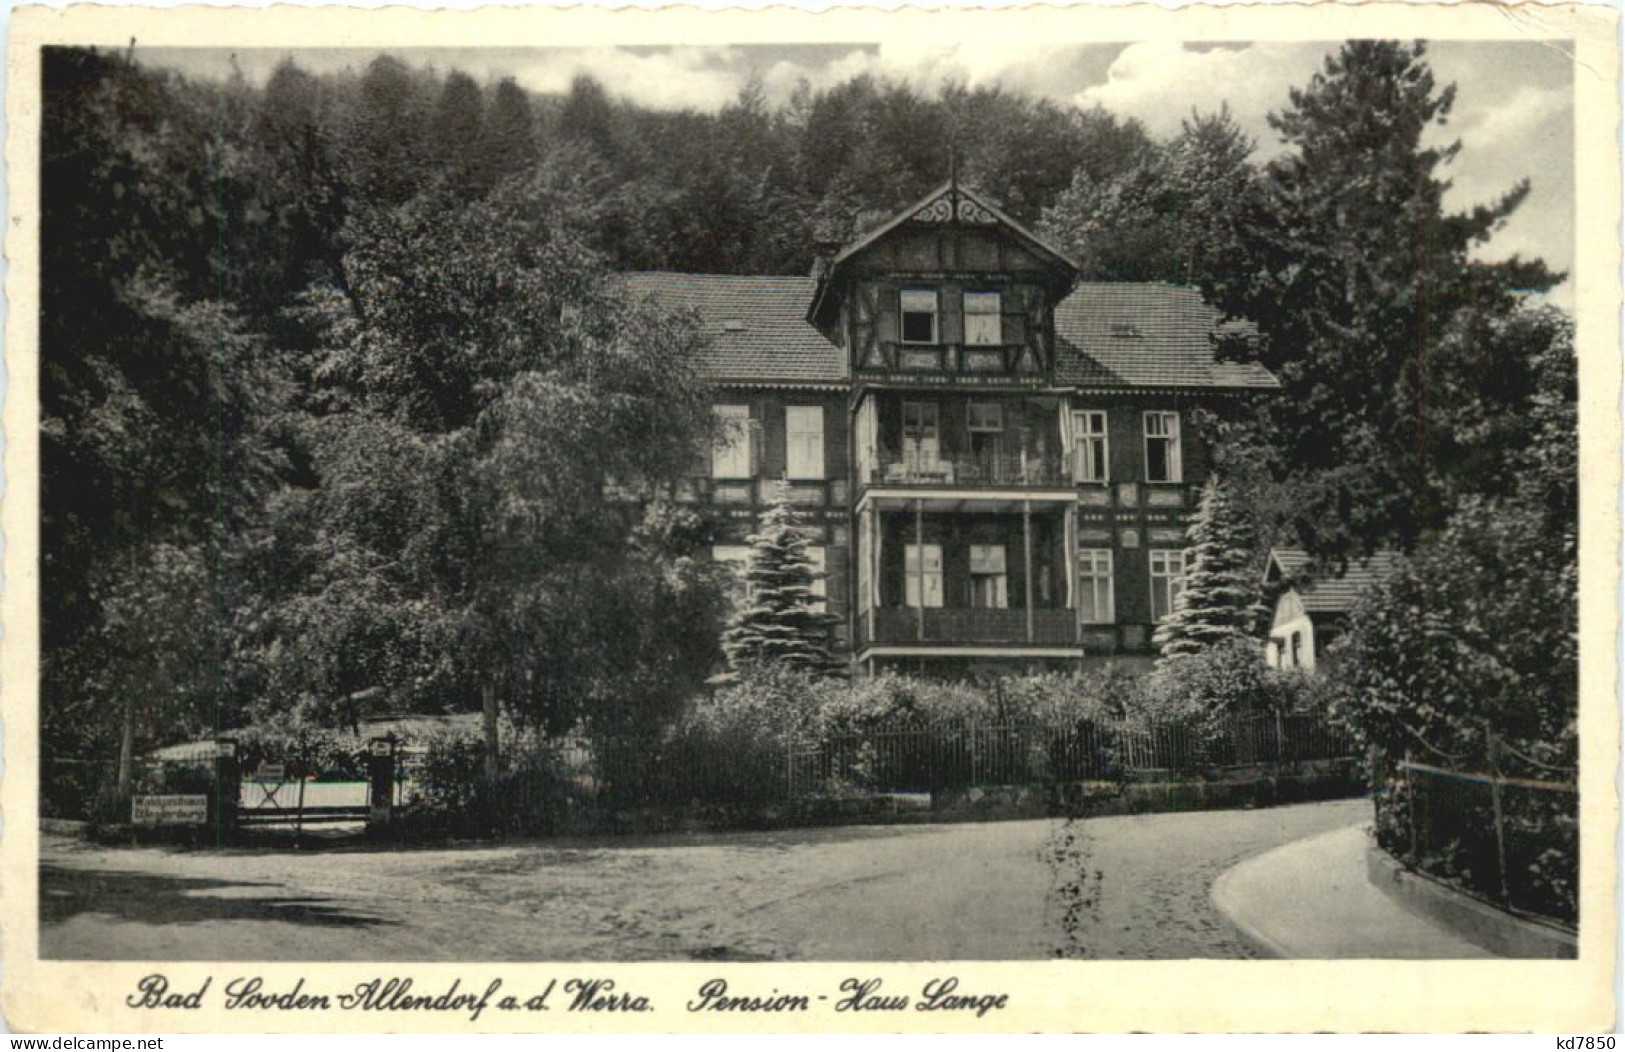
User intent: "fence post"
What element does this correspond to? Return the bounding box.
[214,738,239,840]
[1485,724,1512,909]
[1274,709,1286,769]
[1403,748,1418,863]
[367,736,396,833]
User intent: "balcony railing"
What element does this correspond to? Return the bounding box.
[863,451,1069,489]
[859,606,1079,647]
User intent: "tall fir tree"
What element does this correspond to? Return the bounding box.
[721,482,842,678]
[1154,475,1269,665]
[1206,41,1559,560]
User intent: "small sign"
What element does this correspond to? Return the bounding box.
[132,794,208,827]
[369,739,393,757]
[254,762,286,782]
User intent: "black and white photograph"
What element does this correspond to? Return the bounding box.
[4,1,1618,1034]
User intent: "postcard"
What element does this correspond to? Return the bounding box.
[4,0,1618,1033]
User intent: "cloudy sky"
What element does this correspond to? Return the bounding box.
[146,40,1575,302]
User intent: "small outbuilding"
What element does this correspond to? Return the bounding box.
[1262,548,1401,671]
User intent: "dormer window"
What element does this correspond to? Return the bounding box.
[964,291,1002,346]
[900,289,938,344]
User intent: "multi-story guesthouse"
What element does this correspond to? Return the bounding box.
[625,180,1278,678]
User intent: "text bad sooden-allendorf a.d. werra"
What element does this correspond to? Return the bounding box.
[127,973,1012,1019]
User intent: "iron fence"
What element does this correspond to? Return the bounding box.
[43,712,1359,825]
[1385,753,1577,926]
[570,712,1356,809]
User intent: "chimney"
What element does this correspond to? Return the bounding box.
[809,216,848,279]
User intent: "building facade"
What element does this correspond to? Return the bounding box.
[1263,549,1401,672]
[626,182,1279,678]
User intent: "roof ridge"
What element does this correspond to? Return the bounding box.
[621,270,815,282]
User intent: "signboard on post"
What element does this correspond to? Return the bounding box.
[131,794,208,827]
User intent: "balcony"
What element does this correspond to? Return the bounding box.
[858,606,1080,648]
[861,451,1070,491]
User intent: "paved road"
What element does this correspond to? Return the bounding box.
[40,798,1369,961]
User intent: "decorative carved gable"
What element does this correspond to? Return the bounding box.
[910,189,998,227]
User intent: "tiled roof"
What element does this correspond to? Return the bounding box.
[1054,284,1278,390]
[1268,548,1403,614]
[620,272,847,386]
[620,272,1276,392]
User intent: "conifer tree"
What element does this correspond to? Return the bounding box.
[1207,41,1559,559]
[721,482,843,677]
[1154,475,1268,664]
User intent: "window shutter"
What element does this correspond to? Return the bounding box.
[1002,309,1028,347]
[763,403,786,479]
[1168,413,1184,482]
[940,284,964,345]
[876,285,900,352]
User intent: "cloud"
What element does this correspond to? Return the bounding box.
[744,41,1125,108]
[1072,39,1574,285]
[1425,45,1574,282]
[1072,41,1330,147]
[503,47,751,111]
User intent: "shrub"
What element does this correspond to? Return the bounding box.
[404,729,490,829]
[1147,636,1289,722]
[397,727,573,839]
[812,673,990,734]
[1001,668,1144,729]
[1331,491,1577,923]
[133,761,217,795]
[687,663,825,742]
[233,725,367,781]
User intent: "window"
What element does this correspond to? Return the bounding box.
[967,402,1003,480]
[712,545,752,607]
[968,402,1003,434]
[1290,631,1303,669]
[969,545,1008,609]
[900,289,938,344]
[1149,550,1186,622]
[964,291,1002,346]
[905,544,944,608]
[786,406,825,480]
[711,404,752,479]
[1144,411,1182,483]
[807,546,828,614]
[1078,549,1114,624]
[1074,410,1109,483]
[902,401,940,470]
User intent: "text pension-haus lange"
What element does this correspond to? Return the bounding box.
[622,180,1279,678]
